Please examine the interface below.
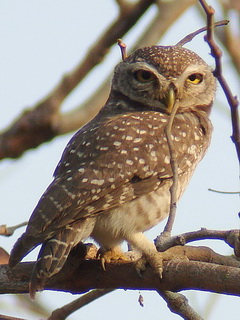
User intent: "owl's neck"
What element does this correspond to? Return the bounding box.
[101,90,170,116]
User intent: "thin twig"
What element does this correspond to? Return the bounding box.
[48,289,113,320]
[16,295,50,318]
[208,188,239,194]
[155,228,240,257]
[196,3,240,76]
[0,222,27,237]
[158,290,203,320]
[117,39,128,60]
[163,99,180,235]
[199,0,240,163]
[176,19,229,47]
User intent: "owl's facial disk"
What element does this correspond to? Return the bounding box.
[112,62,175,113]
[112,55,216,114]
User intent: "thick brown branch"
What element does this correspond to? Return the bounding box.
[1,245,240,296]
[0,0,154,160]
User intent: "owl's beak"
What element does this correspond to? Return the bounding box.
[164,84,176,114]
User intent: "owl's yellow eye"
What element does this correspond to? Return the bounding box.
[187,73,203,84]
[134,70,155,82]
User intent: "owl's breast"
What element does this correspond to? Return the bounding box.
[91,165,196,250]
[91,180,171,248]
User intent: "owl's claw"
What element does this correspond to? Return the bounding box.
[98,247,130,270]
[135,252,164,278]
[136,250,185,279]
[135,255,147,278]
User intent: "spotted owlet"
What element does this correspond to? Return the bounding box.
[9,45,216,297]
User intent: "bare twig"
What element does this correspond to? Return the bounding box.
[176,20,229,47]
[48,289,113,320]
[0,222,27,237]
[155,228,240,257]
[163,97,180,235]
[0,315,26,320]
[199,0,240,163]
[158,290,203,320]
[197,2,240,76]
[117,39,128,60]
[208,188,239,194]
[160,245,240,268]
[16,295,50,318]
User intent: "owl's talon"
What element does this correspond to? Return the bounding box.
[135,255,147,278]
[148,252,165,279]
[101,257,107,271]
[136,251,182,279]
[98,247,130,270]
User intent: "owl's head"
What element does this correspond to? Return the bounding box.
[111,45,216,114]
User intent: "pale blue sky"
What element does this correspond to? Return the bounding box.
[0,1,239,319]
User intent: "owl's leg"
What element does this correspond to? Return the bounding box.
[98,246,130,270]
[126,232,177,278]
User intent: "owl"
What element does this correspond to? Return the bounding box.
[9,45,216,298]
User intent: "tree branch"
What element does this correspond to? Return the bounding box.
[1,245,240,296]
[48,289,113,320]
[0,315,27,320]
[158,290,203,320]
[155,228,240,257]
[0,0,199,160]
[198,0,240,163]
[0,222,27,237]
[0,0,154,160]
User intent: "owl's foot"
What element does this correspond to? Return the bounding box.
[136,250,187,279]
[98,247,130,270]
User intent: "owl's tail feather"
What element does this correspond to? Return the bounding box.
[29,218,95,299]
[9,234,43,269]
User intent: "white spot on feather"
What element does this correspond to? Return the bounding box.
[91,179,105,186]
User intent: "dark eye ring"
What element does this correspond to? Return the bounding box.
[187,73,203,84]
[134,70,154,82]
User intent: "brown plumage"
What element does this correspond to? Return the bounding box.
[9,45,216,298]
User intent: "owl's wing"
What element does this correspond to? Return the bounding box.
[10,110,209,266]
[21,112,173,238]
